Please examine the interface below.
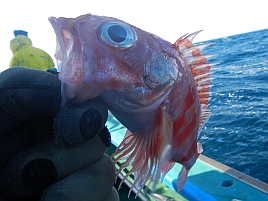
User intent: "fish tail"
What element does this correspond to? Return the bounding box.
[111,107,173,194]
[176,166,189,191]
[176,142,203,191]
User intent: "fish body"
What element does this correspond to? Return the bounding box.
[49,14,214,193]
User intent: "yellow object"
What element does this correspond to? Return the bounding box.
[9,35,55,70]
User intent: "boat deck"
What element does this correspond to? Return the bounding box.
[106,115,268,201]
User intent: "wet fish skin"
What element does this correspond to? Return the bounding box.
[49,13,214,194]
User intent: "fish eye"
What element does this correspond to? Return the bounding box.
[98,21,137,49]
[108,25,127,43]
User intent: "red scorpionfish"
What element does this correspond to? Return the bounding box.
[49,13,214,195]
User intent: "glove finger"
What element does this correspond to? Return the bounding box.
[0,109,21,140]
[0,126,34,172]
[0,133,108,198]
[0,67,61,122]
[102,187,120,201]
[40,154,117,201]
[0,188,40,201]
[0,66,61,159]
[53,98,108,147]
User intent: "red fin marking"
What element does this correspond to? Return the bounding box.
[173,31,216,133]
[161,160,175,180]
[116,131,150,193]
[197,85,212,93]
[111,108,173,195]
[173,30,203,52]
[179,140,199,163]
[112,135,141,180]
[181,43,215,58]
[199,93,210,102]
[124,129,132,139]
[172,89,198,148]
[172,33,189,50]
[191,63,218,74]
[194,71,211,79]
[186,54,216,66]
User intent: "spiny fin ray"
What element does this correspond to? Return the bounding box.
[181,42,215,58]
[173,30,203,52]
[173,31,216,134]
[111,108,173,195]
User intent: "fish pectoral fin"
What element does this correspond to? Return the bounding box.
[133,169,149,190]
[151,144,173,191]
[176,166,189,191]
[161,159,175,182]
[124,129,132,138]
[111,107,174,195]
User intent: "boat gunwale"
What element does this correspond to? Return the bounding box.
[198,154,268,195]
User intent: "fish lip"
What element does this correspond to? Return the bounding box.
[48,17,61,46]
[49,18,63,50]
[48,17,68,69]
[49,16,85,85]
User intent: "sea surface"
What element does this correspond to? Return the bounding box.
[198,28,268,184]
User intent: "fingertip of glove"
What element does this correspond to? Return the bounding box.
[54,102,105,147]
[98,127,111,147]
[21,158,57,192]
[80,109,102,141]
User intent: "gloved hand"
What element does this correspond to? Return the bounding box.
[0,67,119,201]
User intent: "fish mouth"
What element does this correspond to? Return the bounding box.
[49,17,66,72]
[48,16,84,85]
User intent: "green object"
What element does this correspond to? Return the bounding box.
[9,35,55,70]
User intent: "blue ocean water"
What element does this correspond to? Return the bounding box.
[198,28,268,184]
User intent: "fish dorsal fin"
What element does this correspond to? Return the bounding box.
[173,30,216,133]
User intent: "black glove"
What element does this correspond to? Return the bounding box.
[0,67,119,201]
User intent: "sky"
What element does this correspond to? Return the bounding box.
[1,0,267,72]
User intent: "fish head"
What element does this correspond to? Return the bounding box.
[49,14,180,106]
